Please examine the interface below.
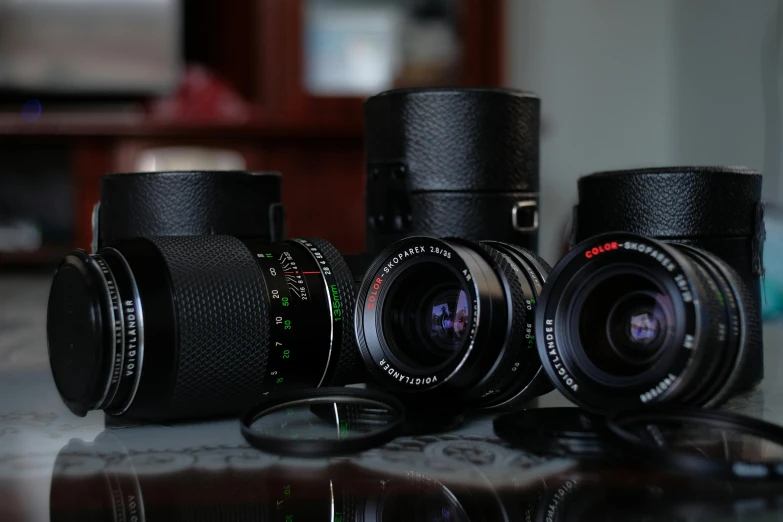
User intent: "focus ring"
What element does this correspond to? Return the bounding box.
[515,247,553,276]
[677,256,728,405]
[454,241,527,403]
[149,236,270,419]
[303,238,364,386]
[700,251,758,404]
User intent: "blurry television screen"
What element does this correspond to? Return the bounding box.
[0,0,183,94]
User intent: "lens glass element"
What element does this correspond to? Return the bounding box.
[425,289,471,352]
[383,262,472,368]
[577,273,674,377]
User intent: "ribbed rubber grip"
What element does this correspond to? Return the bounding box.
[149,236,270,419]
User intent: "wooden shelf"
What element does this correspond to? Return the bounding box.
[0,244,73,266]
[0,107,365,139]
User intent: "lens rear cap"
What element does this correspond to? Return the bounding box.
[47,250,114,416]
[493,407,616,459]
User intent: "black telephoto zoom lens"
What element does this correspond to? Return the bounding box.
[364,88,540,255]
[355,236,552,410]
[574,166,764,392]
[46,236,359,420]
[537,233,758,413]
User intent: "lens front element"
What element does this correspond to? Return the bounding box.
[383,261,472,368]
[607,290,669,360]
[576,273,674,378]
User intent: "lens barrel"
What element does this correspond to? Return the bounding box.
[47,236,358,420]
[355,236,551,409]
[537,233,754,413]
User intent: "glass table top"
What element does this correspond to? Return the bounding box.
[1,275,782,521]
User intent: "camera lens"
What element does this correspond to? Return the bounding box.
[47,236,358,420]
[356,236,551,409]
[537,233,754,413]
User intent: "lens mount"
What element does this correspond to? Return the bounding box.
[355,237,507,395]
[537,233,711,413]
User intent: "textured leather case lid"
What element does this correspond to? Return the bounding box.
[365,88,540,192]
[99,170,283,246]
[575,166,762,240]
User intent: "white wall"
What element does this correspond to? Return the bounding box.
[671,0,778,195]
[508,0,781,265]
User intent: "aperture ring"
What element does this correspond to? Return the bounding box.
[442,240,526,404]
[294,238,345,387]
[481,241,552,408]
[245,240,332,395]
[300,238,361,387]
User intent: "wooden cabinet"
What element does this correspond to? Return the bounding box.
[0,0,504,264]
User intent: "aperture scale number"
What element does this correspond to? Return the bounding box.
[252,240,330,397]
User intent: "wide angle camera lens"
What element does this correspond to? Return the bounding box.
[355,236,551,409]
[537,232,756,413]
[46,236,358,420]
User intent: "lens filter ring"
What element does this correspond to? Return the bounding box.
[607,408,783,481]
[240,388,406,457]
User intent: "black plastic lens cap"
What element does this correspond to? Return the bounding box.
[47,250,112,416]
[493,407,615,459]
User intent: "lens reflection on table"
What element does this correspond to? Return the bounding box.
[50,427,783,522]
[50,432,496,522]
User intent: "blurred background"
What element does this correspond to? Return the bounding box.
[1,0,783,369]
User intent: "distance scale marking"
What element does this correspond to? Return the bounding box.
[245,240,334,396]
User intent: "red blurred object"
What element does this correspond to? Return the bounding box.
[148,65,251,123]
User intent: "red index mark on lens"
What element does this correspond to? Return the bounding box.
[302,271,320,274]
